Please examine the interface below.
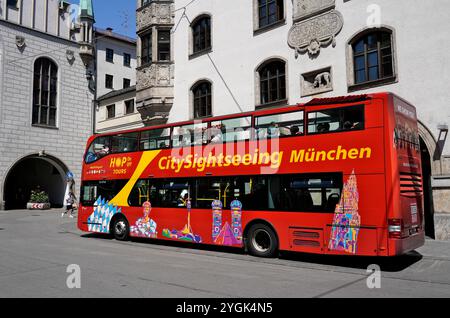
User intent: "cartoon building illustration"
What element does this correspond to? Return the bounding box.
[328,171,361,254]
[212,200,223,241]
[163,199,202,243]
[212,199,243,246]
[231,200,243,243]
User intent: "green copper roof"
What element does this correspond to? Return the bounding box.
[79,0,94,19]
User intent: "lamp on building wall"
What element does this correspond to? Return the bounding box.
[38,150,46,157]
[434,124,449,160]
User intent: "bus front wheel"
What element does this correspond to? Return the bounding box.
[112,217,129,241]
[246,223,278,258]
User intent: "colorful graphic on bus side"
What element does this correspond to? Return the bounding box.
[87,197,121,234]
[212,200,243,246]
[130,201,157,238]
[328,171,361,254]
[162,199,202,243]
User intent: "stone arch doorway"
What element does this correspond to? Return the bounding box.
[420,137,435,238]
[3,154,69,210]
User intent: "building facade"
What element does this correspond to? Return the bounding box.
[95,27,137,98]
[0,0,95,209]
[96,86,142,134]
[137,0,450,238]
[94,27,140,134]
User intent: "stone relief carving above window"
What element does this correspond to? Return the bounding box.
[292,0,336,22]
[137,63,174,91]
[288,10,343,57]
[137,3,174,31]
[301,67,333,97]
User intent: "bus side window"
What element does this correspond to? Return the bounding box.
[267,174,342,212]
[256,111,304,140]
[140,129,171,150]
[209,117,252,144]
[81,180,127,206]
[308,106,365,135]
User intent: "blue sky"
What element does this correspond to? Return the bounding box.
[70,0,136,38]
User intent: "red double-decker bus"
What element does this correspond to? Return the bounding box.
[78,92,425,257]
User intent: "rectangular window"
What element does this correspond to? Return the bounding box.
[7,0,17,8]
[307,106,365,135]
[270,174,342,212]
[123,53,131,67]
[106,48,114,63]
[105,74,114,89]
[256,111,304,139]
[141,31,152,65]
[85,136,111,163]
[140,128,171,150]
[106,104,115,119]
[172,123,208,148]
[258,0,284,29]
[110,132,139,153]
[125,99,135,115]
[136,179,191,208]
[158,30,171,61]
[81,180,128,206]
[210,117,252,144]
[123,78,131,89]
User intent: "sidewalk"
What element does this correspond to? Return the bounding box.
[435,213,450,241]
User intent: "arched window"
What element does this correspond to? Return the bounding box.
[258,59,286,105]
[351,30,394,85]
[192,81,212,119]
[192,16,211,54]
[32,58,58,127]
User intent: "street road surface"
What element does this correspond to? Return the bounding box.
[0,210,449,298]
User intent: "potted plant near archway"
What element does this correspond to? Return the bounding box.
[27,188,51,210]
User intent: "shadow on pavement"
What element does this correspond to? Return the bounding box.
[80,233,245,255]
[80,233,423,272]
[279,250,423,272]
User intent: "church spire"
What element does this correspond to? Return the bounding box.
[79,0,95,20]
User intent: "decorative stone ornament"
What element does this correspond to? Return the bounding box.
[292,0,336,22]
[15,36,26,49]
[288,10,343,57]
[66,50,75,63]
[301,67,333,97]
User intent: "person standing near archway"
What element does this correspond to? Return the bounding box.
[62,172,77,218]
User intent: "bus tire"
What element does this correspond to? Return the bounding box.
[112,216,129,241]
[246,223,278,258]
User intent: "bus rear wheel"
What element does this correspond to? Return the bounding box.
[246,223,278,258]
[112,217,129,241]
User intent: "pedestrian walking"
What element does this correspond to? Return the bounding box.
[62,191,77,218]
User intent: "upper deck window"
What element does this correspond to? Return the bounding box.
[111,133,139,153]
[256,110,304,139]
[85,136,111,164]
[85,133,138,163]
[140,128,171,150]
[307,105,365,135]
[210,117,252,144]
[172,123,208,148]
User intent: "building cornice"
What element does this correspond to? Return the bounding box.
[0,19,78,46]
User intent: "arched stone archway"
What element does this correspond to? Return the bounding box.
[3,154,69,210]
